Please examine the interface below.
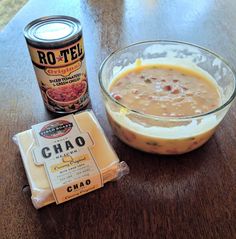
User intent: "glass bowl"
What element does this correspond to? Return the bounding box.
[98,40,236,154]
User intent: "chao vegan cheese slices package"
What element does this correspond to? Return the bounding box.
[14,110,129,209]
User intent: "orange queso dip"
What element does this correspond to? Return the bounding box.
[107,64,221,154]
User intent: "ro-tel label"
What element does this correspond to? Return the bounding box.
[27,36,89,113]
[28,38,84,69]
[32,115,103,204]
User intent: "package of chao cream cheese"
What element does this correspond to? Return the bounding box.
[13,110,129,209]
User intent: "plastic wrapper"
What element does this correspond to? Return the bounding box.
[13,110,129,209]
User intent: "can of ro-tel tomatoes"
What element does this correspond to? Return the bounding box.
[24,16,90,113]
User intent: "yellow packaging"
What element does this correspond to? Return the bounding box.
[13,110,129,209]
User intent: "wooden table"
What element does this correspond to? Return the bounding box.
[1,0,235,238]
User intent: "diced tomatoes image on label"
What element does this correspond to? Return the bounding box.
[47,80,87,103]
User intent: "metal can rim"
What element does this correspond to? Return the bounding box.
[24,15,82,48]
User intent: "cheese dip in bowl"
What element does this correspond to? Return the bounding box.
[99,41,236,154]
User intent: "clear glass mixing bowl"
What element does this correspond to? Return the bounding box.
[99,40,236,154]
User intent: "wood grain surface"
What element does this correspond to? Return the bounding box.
[0,0,236,238]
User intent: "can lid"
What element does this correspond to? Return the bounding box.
[24,16,82,47]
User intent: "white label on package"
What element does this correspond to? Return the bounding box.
[44,149,103,204]
[31,114,103,204]
[32,132,93,165]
